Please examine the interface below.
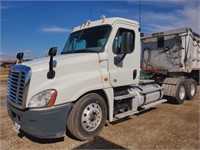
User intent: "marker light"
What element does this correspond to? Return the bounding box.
[83,23,87,27]
[101,15,106,23]
[87,20,91,26]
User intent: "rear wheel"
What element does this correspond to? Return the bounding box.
[162,78,186,104]
[185,79,197,100]
[174,79,186,104]
[66,93,107,141]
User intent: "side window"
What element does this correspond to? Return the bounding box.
[113,28,135,54]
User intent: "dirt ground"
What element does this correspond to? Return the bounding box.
[0,68,199,150]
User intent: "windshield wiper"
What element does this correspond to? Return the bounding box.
[73,30,84,51]
[73,49,96,53]
[61,49,96,54]
[60,51,73,54]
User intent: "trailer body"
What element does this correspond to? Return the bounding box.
[141,28,200,82]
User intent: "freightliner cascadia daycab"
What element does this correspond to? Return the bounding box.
[7,17,198,140]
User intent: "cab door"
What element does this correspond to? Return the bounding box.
[107,22,140,87]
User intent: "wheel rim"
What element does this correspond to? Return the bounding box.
[179,85,185,100]
[190,83,195,96]
[81,103,102,132]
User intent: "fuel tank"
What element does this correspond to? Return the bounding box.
[129,84,164,109]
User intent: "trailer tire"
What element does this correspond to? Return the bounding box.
[185,79,197,100]
[174,79,186,104]
[66,93,107,141]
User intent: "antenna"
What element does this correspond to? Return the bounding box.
[139,0,141,32]
[90,8,92,20]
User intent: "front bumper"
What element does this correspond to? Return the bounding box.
[7,102,73,139]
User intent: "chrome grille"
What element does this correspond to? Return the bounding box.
[7,65,31,109]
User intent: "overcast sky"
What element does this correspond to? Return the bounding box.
[1,0,200,61]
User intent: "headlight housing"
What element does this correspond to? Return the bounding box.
[28,89,57,108]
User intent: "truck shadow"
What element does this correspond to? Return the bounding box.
[18,132,126,149]
[162,96,181,105]
[136,107,157,116]
[17,131,64,144]
[73,136,126,149]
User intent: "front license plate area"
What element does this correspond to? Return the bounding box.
[13,122,21,133]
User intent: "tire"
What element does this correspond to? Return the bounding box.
[66,93,107,141]
[162,78,186,104]
[174,79,186,104]
[185,79,197,100]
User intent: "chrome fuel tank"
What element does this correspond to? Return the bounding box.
[129,84,164,109]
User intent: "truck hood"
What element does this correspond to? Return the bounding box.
[23,53,99,73]
[24,52,103,106]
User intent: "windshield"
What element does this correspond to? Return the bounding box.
[62,25,111,54]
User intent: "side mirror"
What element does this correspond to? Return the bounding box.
[47,47,57,79]
[48,47,57,56]
[140,33,144,37]
[121,32,133,54]
[16,53,24,60]
[16,53,24,63]
[114,32,133,65]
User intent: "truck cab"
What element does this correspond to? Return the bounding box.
[7,17,169,140]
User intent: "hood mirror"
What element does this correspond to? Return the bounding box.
[47,47,57,79]
[16,53,24,64]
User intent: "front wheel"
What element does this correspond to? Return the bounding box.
[66,93,107,141]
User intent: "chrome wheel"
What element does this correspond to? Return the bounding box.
[67,93,107,140]
[179,85,186,100]
[81,103,102,132]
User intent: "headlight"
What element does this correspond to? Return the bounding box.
[28,89,57,108]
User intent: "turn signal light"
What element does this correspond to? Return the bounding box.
[47,91,57,107]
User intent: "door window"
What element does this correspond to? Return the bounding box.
[113,28,135,54]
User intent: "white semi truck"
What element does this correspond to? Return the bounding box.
[7,17,199,141]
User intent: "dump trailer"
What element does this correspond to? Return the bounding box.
[7,17,198,141]
[141,28,199,100]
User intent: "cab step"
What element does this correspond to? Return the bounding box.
[115,110,139,119]
[141,99,167,109]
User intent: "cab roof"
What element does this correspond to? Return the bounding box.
[72,17,139,33]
